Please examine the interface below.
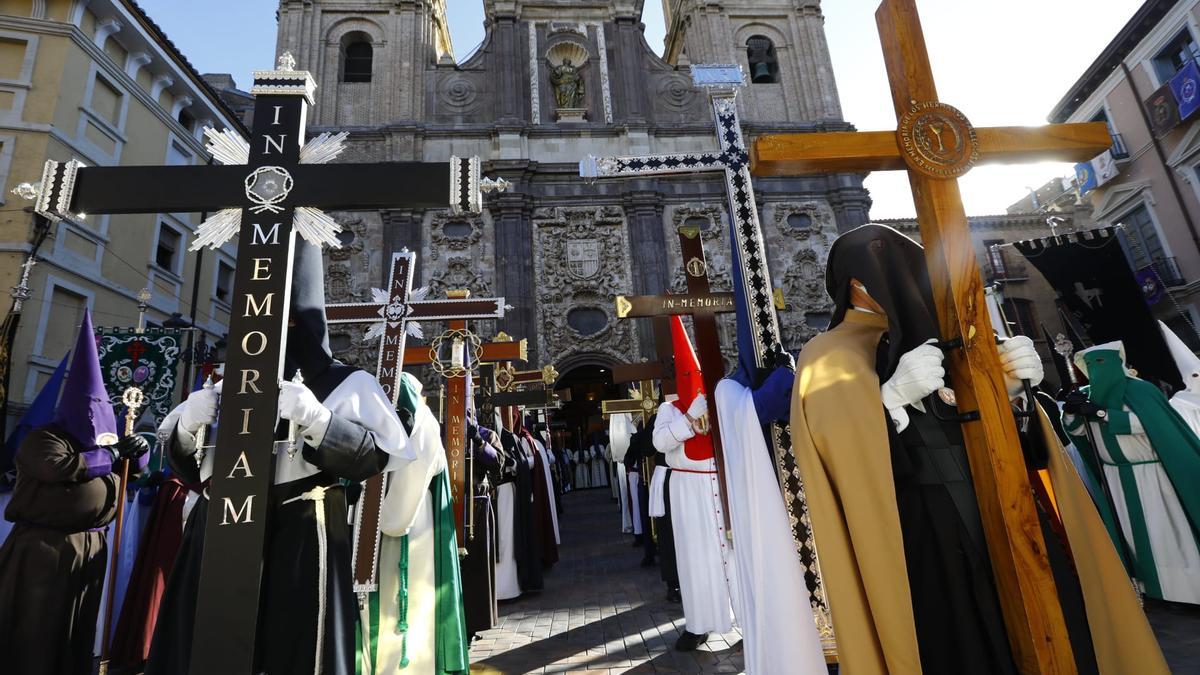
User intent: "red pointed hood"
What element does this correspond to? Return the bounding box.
[669,316,713,461]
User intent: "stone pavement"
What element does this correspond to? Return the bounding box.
[469,486,744,675]
[467,484,1200,675]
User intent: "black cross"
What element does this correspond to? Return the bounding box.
[19,54,505,675]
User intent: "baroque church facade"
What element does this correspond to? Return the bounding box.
[275,0,870,373]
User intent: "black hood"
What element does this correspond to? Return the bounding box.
[285,239,335,381]
[826,224,940,379]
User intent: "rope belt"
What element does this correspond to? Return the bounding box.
[670,467,716,475]
[282,484,330,675]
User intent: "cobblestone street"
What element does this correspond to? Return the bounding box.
[468,486,1200,675]
[469,487,744,675]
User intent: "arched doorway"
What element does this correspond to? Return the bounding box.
[550,354,625,458]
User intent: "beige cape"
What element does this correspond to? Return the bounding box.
[790,310,1167,674]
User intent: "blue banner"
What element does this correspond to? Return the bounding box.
[1075,161,1097,195]
[1170,59,1200,120]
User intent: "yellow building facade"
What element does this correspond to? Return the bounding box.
[0,0,243,428]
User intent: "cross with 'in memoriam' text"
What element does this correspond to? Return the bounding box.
[325,250,508,595]
[15,54,508,675]
[750,1,1111,670]
[403,317,528,544]
[602,317,678,424]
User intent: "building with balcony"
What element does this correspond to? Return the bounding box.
[0,0,245,430]
[1050,0,1200,345]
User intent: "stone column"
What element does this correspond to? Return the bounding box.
[826,176,872,232]
[490,14,524,124]
[491,191,539,362]
[623,190,667,357]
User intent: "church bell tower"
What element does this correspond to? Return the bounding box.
[662,0,843,123]
[275,0,453,127]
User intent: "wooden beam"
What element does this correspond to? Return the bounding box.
[750,124,1112,177]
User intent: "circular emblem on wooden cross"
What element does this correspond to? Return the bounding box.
[897,101,979,179]
[686,256,707,278]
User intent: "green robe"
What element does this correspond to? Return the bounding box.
[1064,346,1200,602]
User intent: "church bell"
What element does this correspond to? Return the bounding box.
[751,62,774,83]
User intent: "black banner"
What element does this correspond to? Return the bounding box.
[1013,227,1182,393]
[1145,82,1182,137]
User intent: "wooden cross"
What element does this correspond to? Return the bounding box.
[580,68,831,640]
[324,250,507,595]
[491,364,561,409]
[750,1,1111,670]
[14,54,507,675]
[601,380,659,425]
[604,224,735,531]
[602,316,678,423]
[403,315,527,541]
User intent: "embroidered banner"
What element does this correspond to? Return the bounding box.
[95,328,183,429]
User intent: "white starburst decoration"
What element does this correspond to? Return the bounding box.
[189,127,351,251]
[362,286,428,342]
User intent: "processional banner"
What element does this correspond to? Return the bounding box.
[1013,227,1182,392]
[95,327,183,429]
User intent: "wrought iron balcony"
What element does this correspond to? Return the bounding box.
[1139,256,1186,287]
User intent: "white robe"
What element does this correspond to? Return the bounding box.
[652,401,736,634]
[373,396,446,675]
[573,449,590,489]
[648,465,668,518]
[1170,391,1200,441]
[1067,409,1200,603]
[714,380,827,674]
[494,482,521,600]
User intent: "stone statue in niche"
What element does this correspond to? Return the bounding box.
[545,40,589,123]
[551,59,585,109]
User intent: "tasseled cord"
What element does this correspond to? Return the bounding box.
[395,534,410,669]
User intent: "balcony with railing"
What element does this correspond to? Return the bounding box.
[1138,256,1186,287]
[985,254,1029,282]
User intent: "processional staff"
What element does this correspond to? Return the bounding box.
[97,288,150,675]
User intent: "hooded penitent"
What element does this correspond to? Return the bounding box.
[825,223,940,378]
[284,238,336,381]
[54,308,118,454]
[1069,340,1200,604]
[1160,322,1200,414]
[668,316,712,461]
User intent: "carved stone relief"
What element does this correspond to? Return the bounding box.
[764,201,840,350]
[324,213,382,369]
[422,210,497,337]
[532,206,638,366]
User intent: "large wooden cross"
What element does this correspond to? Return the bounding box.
[16,54,507,674]
[580,69,833,647]
[324,250,507,594]
[491,364,561,409]
[403,314,527,541]
[751,1,1111,670]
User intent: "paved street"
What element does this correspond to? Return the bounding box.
[469,487,744,674]
[469,484,1200,675]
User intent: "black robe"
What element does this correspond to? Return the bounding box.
[502,429,542,592]
[145,365,392,675]
[654,452,679,592]
[626,425,656,561]
[0,425,120,675]
[462,426,502,636]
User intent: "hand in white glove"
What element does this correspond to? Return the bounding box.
[998,335,1044,398]
[278,380,330,433]
[686,394,708,420]
[881,340,945,412]
[179,381,222,434]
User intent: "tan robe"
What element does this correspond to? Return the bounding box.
[790,309,1167,675]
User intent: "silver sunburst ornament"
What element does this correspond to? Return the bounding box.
[189,129,351,251]
[361,286,430,342]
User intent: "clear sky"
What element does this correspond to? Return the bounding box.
[140,0,1144,219]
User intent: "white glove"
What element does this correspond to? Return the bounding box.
[999,335,1044,398]
[881,340,945,416]
[279,380,331,435]
[179,381,222,434]
[686,394,708,420]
